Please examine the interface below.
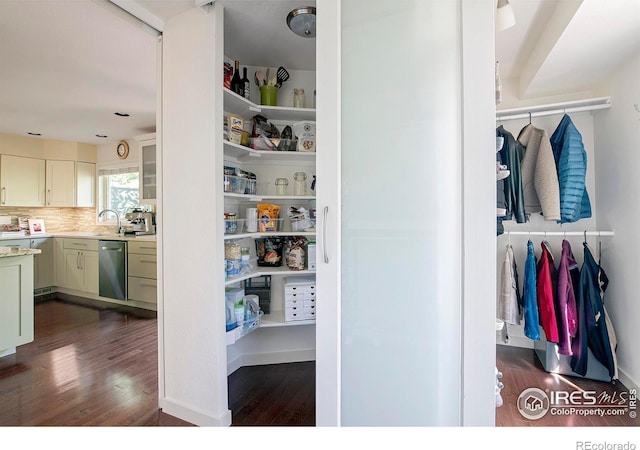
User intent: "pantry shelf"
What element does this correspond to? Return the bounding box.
[224,231,316,241]
[224,192,316,202]
[225,266,316,286]
[224,88,316,121]
[223,141,316,162]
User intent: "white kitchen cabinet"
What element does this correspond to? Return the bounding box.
[30,237,54,290]
[127,240,157,304]
[62,239,98,294]
[76,161,96,207]
[136,134,156,202]
[45,159,75,207]
[0,254,35,356]
[0,155,45,207]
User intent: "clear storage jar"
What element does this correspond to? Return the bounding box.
[293,172,307,196]
[275,177,289,196]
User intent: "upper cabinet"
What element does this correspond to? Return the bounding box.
[0,155,45,207]
[76,161,96,208]
[136,133,156,202]
[45,160,75,207]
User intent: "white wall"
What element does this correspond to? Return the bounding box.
[96,140,140,167]
[593,50,640,391]
[159,5,230,426]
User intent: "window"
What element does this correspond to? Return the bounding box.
[98,167,140,223]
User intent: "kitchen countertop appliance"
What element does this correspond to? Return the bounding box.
[124,208,155,236]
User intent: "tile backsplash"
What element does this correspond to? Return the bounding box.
[0,207,102,233]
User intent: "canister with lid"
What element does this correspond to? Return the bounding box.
[275,177,289,196]
[293,172,307,196]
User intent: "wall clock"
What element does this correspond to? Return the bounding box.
[116,140,129,159]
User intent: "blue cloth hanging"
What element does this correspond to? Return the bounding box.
[523,240,540,341]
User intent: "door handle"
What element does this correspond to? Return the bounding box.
[323,206,329,264]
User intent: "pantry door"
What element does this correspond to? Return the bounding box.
[315,0,497,426]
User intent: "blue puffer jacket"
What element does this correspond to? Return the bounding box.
[550,114,592,223]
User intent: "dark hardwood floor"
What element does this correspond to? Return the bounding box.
[496,344,638,427]
[0,299,315,427]
[3,300,637,428]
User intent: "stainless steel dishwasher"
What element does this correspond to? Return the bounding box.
[99,240,127,300]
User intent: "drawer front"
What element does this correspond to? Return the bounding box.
[285,309,304,322]
[128,276,157,303]
[63,238,99,251]
[304,297,316,307]
[128,241,157,255]
[0,239,30,248]
[128,254,157,279]
[303,310,316,320]
[284,284,312,295]
[285,298,304,308]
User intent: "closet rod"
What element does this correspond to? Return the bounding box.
[502,231,614,237]
[496,96,611,122]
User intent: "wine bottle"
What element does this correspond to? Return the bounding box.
[242,67,250,100]
[230,60,243,97]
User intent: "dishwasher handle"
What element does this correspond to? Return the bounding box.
[101,246,123,252]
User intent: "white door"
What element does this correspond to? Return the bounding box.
[316,0,497,426]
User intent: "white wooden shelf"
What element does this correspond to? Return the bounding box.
[224,192,316,202]
[259,310,315,328]
[224,88,316,121]
[225,266,316,286]
[224,231,316,241]
[223,140,316,162]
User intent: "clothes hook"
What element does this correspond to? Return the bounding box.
[584,230,587,243]
[528,111,532,124]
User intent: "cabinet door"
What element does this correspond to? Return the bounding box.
[141,142,156,200]
[46,160,76,207]
[64,249,83,291]
[0,255,34,351]
[0,155,45,207]
[76,162,96,207]
[31,238,54,289]
[53,238,67,288]
[82,251,99,295]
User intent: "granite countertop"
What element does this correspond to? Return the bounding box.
[0,247,42,258]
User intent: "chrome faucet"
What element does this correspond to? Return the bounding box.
[98,209,121,234]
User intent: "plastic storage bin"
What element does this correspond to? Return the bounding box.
[224,218,246,235]
[224,174,248,194]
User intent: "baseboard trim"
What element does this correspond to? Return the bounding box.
[617,367,639,392]
[158,398,231,427]
[227,348,316,376]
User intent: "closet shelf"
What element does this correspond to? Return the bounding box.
[501,231,614,237]
[496,96,611,122]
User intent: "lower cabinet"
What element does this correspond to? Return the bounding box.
[30,238,54,290]
[61,239,99,295]
[0,254,35,354]
[127,241,157,304]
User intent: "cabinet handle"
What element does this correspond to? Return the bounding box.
[80,252,84,270]
[77,253,80,270]
[139,260,155,264]
[1,187,5,205]
[323,206,329,264]
[47,189,51,205]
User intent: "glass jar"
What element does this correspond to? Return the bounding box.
[292,88,306,108]
[293,172,307,196]
[275,177,289,196]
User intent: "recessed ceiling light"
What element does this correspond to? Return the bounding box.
[96,134,108,138]
[27,132,41,136]
[114,112,130,117]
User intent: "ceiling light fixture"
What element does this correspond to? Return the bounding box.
[496,0,516,31]
[287,6,316,38]
[96,134,108,138]
[27,132,42,136]
[114,112,130,117]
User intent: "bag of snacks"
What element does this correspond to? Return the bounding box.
[255,237,284,267]
[257,203,281,232]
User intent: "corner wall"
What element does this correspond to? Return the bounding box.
[593,50,640,391]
